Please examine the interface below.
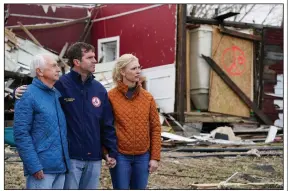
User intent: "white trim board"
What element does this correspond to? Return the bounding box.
[97,36,120,63]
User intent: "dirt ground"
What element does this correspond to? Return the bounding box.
[5,149,283,189]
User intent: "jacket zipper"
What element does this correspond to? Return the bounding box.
[126,94,135,155]
[80,85,84,161]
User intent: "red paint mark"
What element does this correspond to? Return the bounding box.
[221,46,246,76]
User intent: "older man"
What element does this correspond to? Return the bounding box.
[13,54,70,189]
[14,42,118,189]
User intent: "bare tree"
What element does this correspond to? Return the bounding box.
[187,4,283,26]
[234,4,246,21]
[238,4,256,22]
[262,5,277,24]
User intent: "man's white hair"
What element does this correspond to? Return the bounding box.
[30,54,53,77]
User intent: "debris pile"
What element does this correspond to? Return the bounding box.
[160,112,283,158]
[4,29,70,112]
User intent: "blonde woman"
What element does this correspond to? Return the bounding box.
[106,54,161,189]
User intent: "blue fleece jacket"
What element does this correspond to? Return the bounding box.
[54,70,117,161]
[13,78,70,176]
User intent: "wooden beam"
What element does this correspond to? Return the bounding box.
[219,26,261,41]
[190,182,283,189]
[185,111,243,116]
[6,15,90,30]
[253,29,259,107]
[79,5,99,42]
[213,12,239,21]
[175,4,187,123]
[58,42,70,75]
[174,146,283,153]
[186,29,191,112]
[59,42,69,59]
[186,24,200,30]
[186,16,282,29]
[5,28,18,46]
[168,151,283,159]
[185,115,258,123]
[17,22,42,47]
[83,8,100,42]
[201,55,273,125]
[184,111,258,123]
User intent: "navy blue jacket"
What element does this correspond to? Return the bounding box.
[14,78,70,176]
[54,70,117,161]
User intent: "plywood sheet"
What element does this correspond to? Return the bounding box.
[208,27,253,117]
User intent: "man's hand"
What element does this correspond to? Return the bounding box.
[105,154,117,168]
[15,85,28,99]
[33,170,44,180]
[149,160,159,173]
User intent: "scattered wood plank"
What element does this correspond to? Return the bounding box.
[193,135,256,145]
[233,128,282,133]
[190,182,283,189]
[168,114,185,131]
[161,132,197,142]
[185,112,258,123]
[5,28,18,46]
[17,21,42,47]
[167,151,283,159]
[173,146,283,153]
[237,135,267,139]
[219,26,262,41]
[247,138,268,142]
[59,42,69,59]
[158,173,200,179]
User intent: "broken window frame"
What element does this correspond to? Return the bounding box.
[97,36,120,64]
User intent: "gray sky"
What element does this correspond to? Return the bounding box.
[187,4,283,26]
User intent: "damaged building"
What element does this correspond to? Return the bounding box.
[4,4,284,142]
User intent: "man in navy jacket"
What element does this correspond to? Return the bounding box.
[15,42,118,189]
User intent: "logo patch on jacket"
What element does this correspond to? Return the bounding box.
[92,97,101,107]
[64,98,75,102]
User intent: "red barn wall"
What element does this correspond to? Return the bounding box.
[5,4,88,53]
[261,27,283,124]
[91,4,177,69]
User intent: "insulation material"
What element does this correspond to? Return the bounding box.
[208,26,253,117]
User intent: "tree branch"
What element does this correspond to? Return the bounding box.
[234,4,246,21]
[261,5,277,24]
[238,4,256,22]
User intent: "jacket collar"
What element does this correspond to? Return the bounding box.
[32,77,56,92]
[116,81,141,99]
[69,69,95,84]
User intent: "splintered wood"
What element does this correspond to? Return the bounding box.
[208,26,253,117]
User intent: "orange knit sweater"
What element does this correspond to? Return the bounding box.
[108,81,161,161]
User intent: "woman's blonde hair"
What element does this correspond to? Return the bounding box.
[112,54,139,84]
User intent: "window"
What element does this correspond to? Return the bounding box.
[98,36,120,63]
